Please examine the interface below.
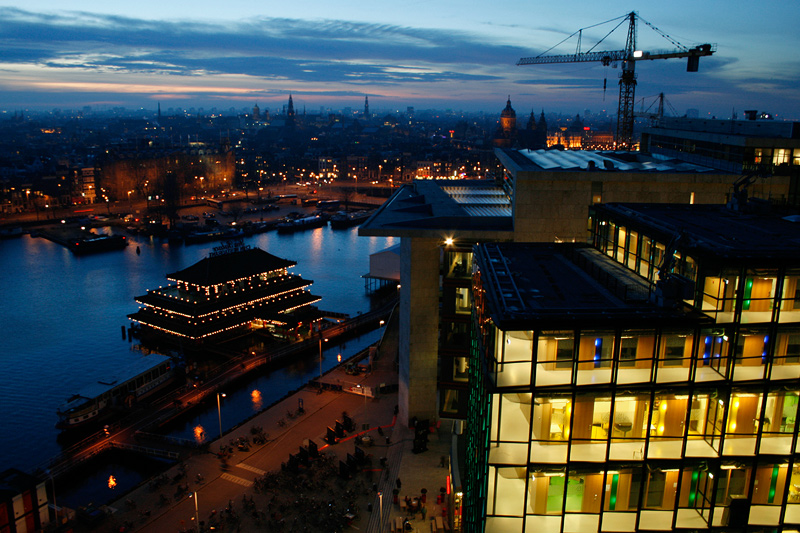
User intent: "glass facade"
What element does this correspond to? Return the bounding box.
[466,214,800,532]
[440,246,475,418]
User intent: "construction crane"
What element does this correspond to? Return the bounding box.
[518,12,715,149]
[634,92,679,126]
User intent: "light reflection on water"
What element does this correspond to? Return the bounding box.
[0,226,395,473]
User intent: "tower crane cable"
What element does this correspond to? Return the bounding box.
[637,15,689,51]
[534,13,628,58]
[517,11,715,149]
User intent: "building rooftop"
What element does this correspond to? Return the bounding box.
[474,242,709,330]
[593,203,800,264]
[0,468,41,499]
[648,116,800,140]
[359,179,513,238]
[168,246,296,286]
[500,148,718,173]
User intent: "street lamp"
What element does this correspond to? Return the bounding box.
[319,337,328,378]
[190,492,200,529]
[216,392,226,439]
[378,491,383,532]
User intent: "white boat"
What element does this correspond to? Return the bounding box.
[56,354,177,430]
[276,215,326,233]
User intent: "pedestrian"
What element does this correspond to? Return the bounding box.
[439,455,446,467]
[421,504,427,520]
[396,477,402,489]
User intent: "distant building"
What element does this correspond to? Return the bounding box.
[286,94,296,127]
[96,142,235,204]
[640,115,800,206]
[493,97,518,148]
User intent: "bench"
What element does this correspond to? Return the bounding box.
[437,516,449,531]
[395,516,404,532]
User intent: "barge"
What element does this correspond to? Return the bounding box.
[329,210,373,229]
[276,215,326,233]
[56,354,177,430]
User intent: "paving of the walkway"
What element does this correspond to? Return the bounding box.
[86,311,455,533]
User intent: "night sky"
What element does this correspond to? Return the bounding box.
[2,1,799,118]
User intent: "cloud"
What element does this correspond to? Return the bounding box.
[0,6,798,117]
[0,8,524,80]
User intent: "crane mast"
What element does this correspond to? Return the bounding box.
[517,12,715,149]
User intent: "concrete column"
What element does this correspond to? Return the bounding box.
[398,236,441,428]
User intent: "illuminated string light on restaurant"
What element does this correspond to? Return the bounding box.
[128,239,321,344]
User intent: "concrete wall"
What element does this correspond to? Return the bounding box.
[398,236,441,427]
[512,169,791,243]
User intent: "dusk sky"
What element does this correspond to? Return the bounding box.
[2,1,799,118]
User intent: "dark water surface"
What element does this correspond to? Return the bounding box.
[0,225,396,476]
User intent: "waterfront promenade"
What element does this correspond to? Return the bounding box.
[78,311,455,533]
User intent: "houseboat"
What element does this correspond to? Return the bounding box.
[315,199,340,211]
[55,354,177,430]
[276,215,326,233]
[329,210,373,229]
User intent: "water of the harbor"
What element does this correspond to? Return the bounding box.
[0,223,395,504]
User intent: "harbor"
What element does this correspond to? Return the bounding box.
[43,300,396,479]
[0,212,397,489]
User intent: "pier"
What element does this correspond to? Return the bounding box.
[36,298,397,480]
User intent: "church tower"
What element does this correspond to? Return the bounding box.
[287,94,295,127]
[493,96,518,148]
[500,96,517,135]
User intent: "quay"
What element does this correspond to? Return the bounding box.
[39,299,397,481]
[35,224,128,254]
[69,307,457,533]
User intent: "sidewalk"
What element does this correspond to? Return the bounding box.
[88,311,399,532]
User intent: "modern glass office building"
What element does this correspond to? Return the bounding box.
[466,204,800,533]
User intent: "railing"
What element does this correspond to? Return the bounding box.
[34,297,398,479]
[110,442,180,460]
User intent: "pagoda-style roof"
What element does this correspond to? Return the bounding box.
[168,247,296,287]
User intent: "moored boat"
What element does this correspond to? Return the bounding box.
[276,215,326,233]
[70,234,128,254]
[56,354,178,430]
[329,210,373,229]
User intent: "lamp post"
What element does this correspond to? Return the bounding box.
[378,491,383,532]
[191,491,200,530]
[216,392,226,439]
[319,337,328,378]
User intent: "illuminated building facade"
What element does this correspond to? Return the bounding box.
[640,115,800,206]
[0,469,50,533]
[129,240,320,343]
[493,97,518,148]
[465,203,800,532]
[360,149,790,429]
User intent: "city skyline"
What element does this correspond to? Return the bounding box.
[1,1,799,119]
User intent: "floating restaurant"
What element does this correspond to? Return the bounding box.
[128,239,321,343]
